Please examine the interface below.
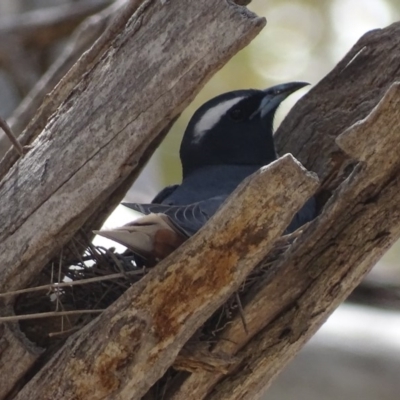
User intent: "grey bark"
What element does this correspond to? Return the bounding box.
[1,4,400,400]
[167,22,400,399]
[0,0,113,98]
[208,83,400,400]
[0,0,264,293]
[0,314,43,399]
[0,1,264,398]
[13,155,317,400]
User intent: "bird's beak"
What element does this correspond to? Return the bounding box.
[253,81,310,119]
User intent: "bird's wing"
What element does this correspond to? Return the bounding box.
[98,196,227,264]
[93,213,187,263]
[151,184,179,204]
[122,195,227,237]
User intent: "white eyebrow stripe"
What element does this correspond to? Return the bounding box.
[192,96,245,143]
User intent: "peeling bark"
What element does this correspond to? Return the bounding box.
[13,156,317,400]
[1,4,399,400]
[0,0,264,293]
[166,23,400,400]
[0,1,265,398]
[206,82,400,400]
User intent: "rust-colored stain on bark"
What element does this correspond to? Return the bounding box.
[150,222,267,340]
[70,317,147,399]
[153,252,238,339]
[68,352,123,399]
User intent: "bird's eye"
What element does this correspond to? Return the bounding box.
[229,108,245,121]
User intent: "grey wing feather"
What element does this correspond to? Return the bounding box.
[122,196,227,237]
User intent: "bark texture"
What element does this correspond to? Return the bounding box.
[276,22,400,185]
[0,1,264,398]
[0,0,264,294]
[0,318,43,399]
[164,22,400,399]
[6,0,124,139]
[13,156,318,400]
[1,4,400,400]
[208,83,400,400]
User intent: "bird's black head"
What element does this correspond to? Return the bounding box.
[180,81,309,178]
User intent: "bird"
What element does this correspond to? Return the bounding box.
[94,82,316,265]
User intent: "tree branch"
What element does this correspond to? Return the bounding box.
[206,82,400,399]
[0,0,113,49]
[0,0,126,161]
[275,22,400,185]
[2,3,398,400]
[5,0,126,139]
[0,0,113,99]
[13,155,318,400]
[0,2,264,397]
[165,23,400,399]
[0,116,24,155]
[0,312,43,400]
[0,0,264,294]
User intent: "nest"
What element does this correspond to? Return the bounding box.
[14,236,146,347]
[12,230,294,351]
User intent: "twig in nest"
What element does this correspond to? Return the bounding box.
[0,309,104,322]
[0,271,143,298]
[0,116,26,156]
[48,326,82,338]
[235,291,248,335]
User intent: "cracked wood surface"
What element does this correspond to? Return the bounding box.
[0,0,139,179]
[13,155,318,400]
[165,22,400,400]
[276,21,400,185]
[0,1,264,398]
[0,0,264,294]
[2,5,400,400]
[0,315,43,399]
[206,83,400,400]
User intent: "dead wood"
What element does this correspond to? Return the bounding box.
[0,0,126,160]
[1,4,400,400]
[5,1,125,140]
[165,23,400,400]
[0,117,24,155]
[0,1,265,398]
[0,0,264,293]
[0,0,112,49]
[275,22,400,186]
[0,312,43,400]
[204,83,400,399]
[0,0,113,98]
[13,155,318,400]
